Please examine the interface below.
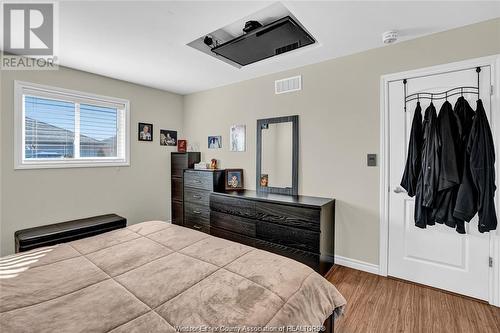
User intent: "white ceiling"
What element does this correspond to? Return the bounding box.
[55,1,500,95]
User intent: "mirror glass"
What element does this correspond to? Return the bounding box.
[260,122,293,189]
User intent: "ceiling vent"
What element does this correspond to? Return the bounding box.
[275,75,302,94]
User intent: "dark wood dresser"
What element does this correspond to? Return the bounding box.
[171,152,200,226]
[209,190,335,274]
[183,169,225,233]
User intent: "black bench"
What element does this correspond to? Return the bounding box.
[14,214,127,253]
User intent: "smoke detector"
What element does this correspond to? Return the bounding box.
[382,31,398,44]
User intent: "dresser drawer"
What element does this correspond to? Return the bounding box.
[256,220,320,253]
[256,202,321,232]
[185,202,210,224]
[172,177,183,202]
[254,238,320,271]
[172,200,183,226]
[184,187,210,206]
[210,194,256,219]
[184,171,213,190]
[184,202,210,233]
[184,221,210,233]
[210,211,256,237]
[171,154,187,177]
[210,226,256,248]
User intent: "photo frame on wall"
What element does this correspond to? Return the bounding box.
[225,169,244,191]
[208,136,222,149]
[160,130,177,146]
[230,124,245,152]
[138,123,153,141]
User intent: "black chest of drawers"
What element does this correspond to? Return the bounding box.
[183,169,224,233]
[209,190,335,275]
[171,152,200,226]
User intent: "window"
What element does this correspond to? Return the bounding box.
[15,81,130,169]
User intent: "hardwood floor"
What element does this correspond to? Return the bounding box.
[326,265,500,333]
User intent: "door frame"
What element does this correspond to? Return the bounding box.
[379,55,500,306]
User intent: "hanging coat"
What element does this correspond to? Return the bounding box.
[401,102,423,197]
[449,97,476,233]
[455,100,497,232]
[415,103,440,228]
[432,101,462,232]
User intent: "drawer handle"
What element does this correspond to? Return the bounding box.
[192,195,202,199]
[194,180,202,184]
[192,210,202,214]
[192,225,202,230]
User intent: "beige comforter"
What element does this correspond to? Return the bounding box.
[0,221,346,332]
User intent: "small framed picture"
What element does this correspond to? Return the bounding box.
[208,136,222,149]
[160,130,177,146]
[225,169,244,191]
[138,123,153,141]
[230,124,245,152]
[260,174,269,187]
[177,139,187,152]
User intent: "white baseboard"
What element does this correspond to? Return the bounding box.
[335,255,380,275]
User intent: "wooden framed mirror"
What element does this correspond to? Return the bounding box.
[256,115,298,196]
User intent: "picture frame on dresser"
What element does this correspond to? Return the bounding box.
[225,169,244,191]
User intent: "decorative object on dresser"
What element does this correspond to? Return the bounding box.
[225,168,244,191]
[177,139,187,152]
[257,115,299,196]
[183,169,225,233]
[230,124,246,152]
[160,129,177,146]
[171,152,201,225]
[14,214,127,253]
[209,190,335,275]
[194,162,209,170]
[138,122,153,141]
[210,158,218,169]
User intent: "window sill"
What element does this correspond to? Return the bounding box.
[14,160,130,170]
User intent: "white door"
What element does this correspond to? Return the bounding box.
[388,66,492,300]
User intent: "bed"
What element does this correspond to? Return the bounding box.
[0,221,346,332]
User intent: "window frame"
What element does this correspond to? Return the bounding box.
[14,81,130,169]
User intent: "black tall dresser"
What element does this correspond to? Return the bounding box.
[170,152,200,226]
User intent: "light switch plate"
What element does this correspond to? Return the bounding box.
[367,154,377,167]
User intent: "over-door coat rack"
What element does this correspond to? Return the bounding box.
[403,67,481,112]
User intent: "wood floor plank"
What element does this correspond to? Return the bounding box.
[327,265,500,333]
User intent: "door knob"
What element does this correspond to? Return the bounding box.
[393,186,407,194]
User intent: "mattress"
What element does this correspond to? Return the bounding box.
[0,221,346,332]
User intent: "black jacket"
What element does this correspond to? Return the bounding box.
[415,103,440,228]
[401,102,423,197]
[449,97,476,233]
[432,101,462,231]
[454,100,497,232]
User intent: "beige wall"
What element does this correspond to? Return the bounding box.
[184,18,500,265]
[0,67,183,255]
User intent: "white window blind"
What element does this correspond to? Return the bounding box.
[15,81,130,169]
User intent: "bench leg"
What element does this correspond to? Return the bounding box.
[323,314,333,333]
